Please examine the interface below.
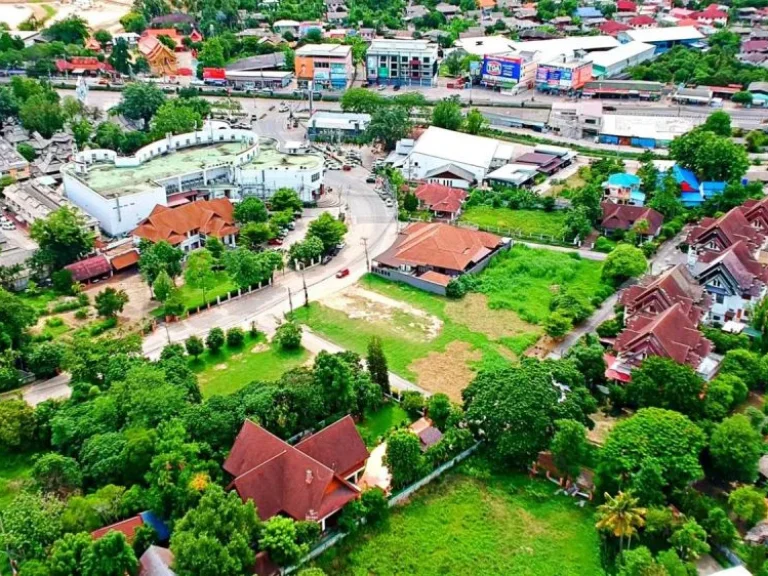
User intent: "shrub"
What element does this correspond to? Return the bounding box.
[401,390,425,416]
[74,309,88,320]
[205,327,225,352]
[51,299,83,314]
[51,269,74,295]
[274,321,302,350]
[249,321,260,339]
[226,327,245,348]
[26,341,66,378]
[185,335,204,359]
[544,312,572,339]
[87,316,117,336]
[593,236,616,253]
[445,278,466,299]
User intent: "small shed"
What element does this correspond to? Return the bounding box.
[64,255,112,283]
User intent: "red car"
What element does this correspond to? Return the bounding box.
[268,238,283,246]
[336,268,350,279]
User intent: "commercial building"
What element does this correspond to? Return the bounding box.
[224,70,293,89]
[0,138,29,181]
[295,44,353,89]
[581,79,664,99]
[548,101,603,139]
[536,57,593,93]
[401,126,517,187]
[62,123,324,237]
[366,39,439,87]
[307,111,371,140]
[618,26,705,52]
[599,114,699,148]
[225,52,286,72]
[484,163,539,187]
[456,34,619,58]
[586,41,656,78]
[480,53,539,91]
[4,177,98,232]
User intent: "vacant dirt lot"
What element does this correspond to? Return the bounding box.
[445,293,538,341]
[409,341,482,402]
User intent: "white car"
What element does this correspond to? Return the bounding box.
[385,199,394,207]
[2,223,15,230]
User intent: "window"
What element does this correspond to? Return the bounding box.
[711,278,723,288]
[716,293,724,304]
[311,172,320,182]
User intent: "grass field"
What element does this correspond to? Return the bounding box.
[0,452,34,510]
[18,289,60,315]
[314,457,604,576]
[460,207,568,238]
[154,271,237,317]
[190,333,310,398]
[357,402,412,446]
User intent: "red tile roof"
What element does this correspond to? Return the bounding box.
[616,0,637,12]
[620,264,710,324]
[374,222,503,273]
[628,14,657,26]
[687,208,765,253]
[742,40,768,53]
[142,28,184,47]
[414,183,467,215]
[697,240,768,295]
[55,57,113,73]
[601,202,664,236]
[65,254,112,282]
[294,416,369,478]
[92,515,144,541]
[599,20,632,35]
[110,249,139,271]
[614,303,712,369]
[224,417,367,522]
[132,199,238,245]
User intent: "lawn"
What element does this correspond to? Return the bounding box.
[314,457,604,576]
[153,271,237,317]
[17,289,60,315]
[190,333,310,398]
[460,207,568,238]
[0,452,35,510]
[357,402,412,447]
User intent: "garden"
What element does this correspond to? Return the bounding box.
[314,456,604,576]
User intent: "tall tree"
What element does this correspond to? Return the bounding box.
[601,244,647,285]
[20,95,64,138]
[29,206,94,271]
[118,82,166,128]
[81,531,138,576]
[42,16,88,45]
[636,151,659,198]
[702,110,732,137]
[307,213,347,253]
[233,197,268,224]
[383,430,424,489]
[366,336,390,395]
[463,108,487,135]
[108,38,131,75]
[365,106,412,150]
[150,101,202,138]
[624,357,705,419]
[709,414,762,483]
[431,97,463,131]
[94,288,129,318]
[259,517,308,567]
[138,239,184,289]
[550,419,587,480]
[595,491,647,552]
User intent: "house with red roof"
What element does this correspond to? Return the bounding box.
[616,0,637,12]
[138,36,178,76]
[600,202,664,241]
[224,416,369,531]
[372,222,508,295]
[132,198,238,253]
[691,5,728,26]
[627,14,657,28]
[92,511,170,542]
[413,183,467,221]
[55,57,113,76]
[599,20,632,36]
[65,254,112,284]
[686,208,766,254]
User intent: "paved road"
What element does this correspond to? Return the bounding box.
[0,372,72,406]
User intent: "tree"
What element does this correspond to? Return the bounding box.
[107,37,131,75]
[226,327,244,348]
[733,91,754,106]
[313,351,355,414]
[43,16,88,44]
[0,289,36,351]
[259,517,308,567]
[624,357,705,419]
[702,110,732,137]
[80,531,138,576]
[595,491,646,552]
[426,393,451,430]
[19,95,64,139]
[563,206,593,243]
[49,532,91,576]
[150,101,202,137]
[431,97,463,131]
[234,197,268,224]
[602,244,647,285]
[551,419,587,480]
[384,430,424,489]
[340,88,387,114]
[710,414,762,483]
[171,486,260,576]
[704,374,746,422]
[223,247,263,288]
[197,37,226,69]
[365,106,412,150]
[185,336,204,359]
[153,269,173,304]
[464,108,487,135]
[0,398,36,451]
[184,250,216,306]
[669,128,748,183]
[17,143,36,162]
[617,546,665,576]
[729,486,767,526]
[702,507,738,548]
[669,519,710,562]
[239,222,275,249]
[138,240,184,288]
[544,312,572,339]
[307,212,347,253]
[366,336,390,395]
[94,288,128,318]
[270,188,303,213]
[566,336,606,390]
[648,172,684,219]
[719,348,762,390]
[30,206,93,271]
[289,236,323,266]
[206,327,225,352]
[70,118,92,149]
[32,453,82,497]
[118,82,166,128]
[0,86,19,127]
[274,321,301,350]
[205,237,224,260]
[0,492,63,562]
[636,151,659,198]
[598,408,706,503]
[402,192,418,212]
[27,341,66,378]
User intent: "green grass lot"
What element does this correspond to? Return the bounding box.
[314,457,604,576]
[190,333,310,398]
[460,206,568,238]
[17,289,60,314]
[153,271,237,317]
[0,452,34,510]
[356,402,412,447]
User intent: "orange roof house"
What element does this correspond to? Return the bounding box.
[476,0,496,8]
[132,199,238,246]
[224,416,369,530]
[414,183,468,220]
[138,36,178,76]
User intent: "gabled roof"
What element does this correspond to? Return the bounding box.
[132,199,238,245]
[92,515,144,540]
[696,240,768,295]
[224,417,367,522]
[601,202,664,235]
[423,163,476,184]
[414,182,468,214]
[141,28,184,47]
[620,264,710,324]
[687,208,765,252]
[616,0,637,12]
[614,303,712,369]
[599,20,632,35]
[373,222,503,272]
[65,254,111,282]
[606,172,640,188]
[629,15,657,26]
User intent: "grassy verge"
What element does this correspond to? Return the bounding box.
[0,452,35,510]
[461,206,567,237]
[17,289,60,315]
[190,333,310,398]
[314,456,604,576]
[153,271,237,317]
[356,401,412,447]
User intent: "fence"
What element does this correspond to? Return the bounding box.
[456,221,577,249]
[282,442,481,574]
[171,278,273,321]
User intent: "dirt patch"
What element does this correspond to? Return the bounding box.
[409,341,482,402]
[251,343,269,353]
[587,411,621,446]
[214,363,228,371]
[323,285,442,341]
[444,293,535,340]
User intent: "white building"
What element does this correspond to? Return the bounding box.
[456,34,619,58]
[366,39,440,87]
[4,176,99,233]
[586,41,656,78]
[401,127,517,188]
[307,111,371,140]
[62,123,324,237]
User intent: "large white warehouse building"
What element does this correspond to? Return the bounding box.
[62,123,324,237]
[586,41,656,79]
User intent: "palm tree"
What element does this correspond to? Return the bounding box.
[595,491,647,552]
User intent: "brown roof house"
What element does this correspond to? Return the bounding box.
[687,207,766,254]
[413,183,468,221]
[371,222,509,295]
[224,416,369,531]
[132,199,238,253]
[600,202,664,241]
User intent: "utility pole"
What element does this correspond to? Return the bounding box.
[287,286,294,315]
[361,237,370,271]
[302,269,309,308]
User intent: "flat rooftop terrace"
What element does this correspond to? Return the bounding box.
[245,146,323,170]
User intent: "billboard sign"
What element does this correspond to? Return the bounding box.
[481,56,521,82]
[537,62,593,89]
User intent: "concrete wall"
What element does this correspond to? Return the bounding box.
[371,266,448,295]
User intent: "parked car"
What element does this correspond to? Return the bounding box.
[336,268,350,278]
[393,85,401,91]
[342,164,352,171]
[321,255,332,265]
[385,199,394,207]
[268,238,283,246]
[377,85,386,91]
[366,175,376,183]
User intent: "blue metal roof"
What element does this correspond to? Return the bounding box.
[607,172,640,187]
[671,165,700,190]
[680,191,704,206]
[630,189,646,204]
[575,6,603,17]
[701,181,726,196]
[140,511,171,542]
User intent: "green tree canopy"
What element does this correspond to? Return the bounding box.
[431,97,463,131]
[118,82,166,128]
[709,414,763,483]
[602,244,647,285]
[29,206,94,270]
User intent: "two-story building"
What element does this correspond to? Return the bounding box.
[366,39,439,87]
[602,172,644,205]
[295,44,353,89]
